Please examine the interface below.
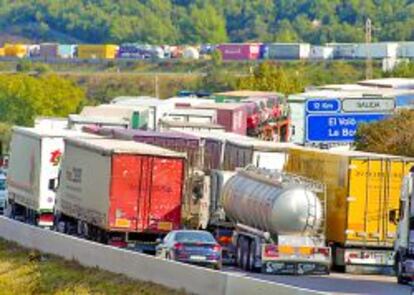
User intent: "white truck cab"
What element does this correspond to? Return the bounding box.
[395,171,414,284]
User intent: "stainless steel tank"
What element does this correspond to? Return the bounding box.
[222,168,323,236]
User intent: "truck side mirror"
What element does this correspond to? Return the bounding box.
[389,209,399,225]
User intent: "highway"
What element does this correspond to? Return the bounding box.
[224,267,412,294]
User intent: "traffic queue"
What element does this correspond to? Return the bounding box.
[2,85,414,282]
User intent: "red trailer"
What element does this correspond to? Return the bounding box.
[192,103,247,135]
[217,43,261,60]
[55,137,186,253]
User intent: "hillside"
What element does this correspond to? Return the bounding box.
[1,1,414,44]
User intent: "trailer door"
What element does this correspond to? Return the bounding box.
[110,154,142,231]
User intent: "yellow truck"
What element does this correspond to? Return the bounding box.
[284,147,414,273]
[77,44,118,59]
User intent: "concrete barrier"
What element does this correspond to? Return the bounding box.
[0,216,325,295]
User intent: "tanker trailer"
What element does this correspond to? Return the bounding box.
[221,166,331,274]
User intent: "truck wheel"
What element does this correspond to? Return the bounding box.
[248,241,258,272]
[396,258,409,285]
[241,239,250,271]
[236,237,243,268]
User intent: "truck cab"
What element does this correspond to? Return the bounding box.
[395,171,414,284]
[0,173,7,214]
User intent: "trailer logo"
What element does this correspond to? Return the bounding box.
[50,149,62,166]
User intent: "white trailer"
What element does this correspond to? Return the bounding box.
[7,127,93,227]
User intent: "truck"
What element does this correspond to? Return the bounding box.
[6,127,92,227]
[285,147,414,273]
[0,173,7,214]
[394,168,414,284]
[55,137,187,253]
[217,166,331,274]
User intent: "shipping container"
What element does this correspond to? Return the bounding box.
[397,42,414,58]
[265,43,310,60]
[39,43,59,59]
[182,46,200,59]
[163,108,217,124]
[159,120,225,133]
[354,42,399,59]
[309,46,334,60]
[192,103,247,135]
[284,147,414,272]
[77,44,118,59]
[58,44,76,59]
[56,137,186,251]
[7,127,94,228]
[111,96,173,130]
[217,43,261,60]
[0,48,4,57]
[328,43,357,59]
[4,44,27,58]
[80,105,149,130]
[166,96,213,108]
[68,114,130,131]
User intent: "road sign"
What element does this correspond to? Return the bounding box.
[306,99,340,113]
[306,113,386,142]
[342,98,395,113]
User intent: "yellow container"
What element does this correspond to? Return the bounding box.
[285,147,414,248]
[4,44,27,58]
[0,48,4,57]
[77,44,118,59]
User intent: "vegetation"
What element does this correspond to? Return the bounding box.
[355,110,414,157]
[1,1,414,44]
[0,239,185,295]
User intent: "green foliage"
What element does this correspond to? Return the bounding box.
[0,74,84,126]
[237,62,304,94]
[1,1,414,43]
[355,110,414,157]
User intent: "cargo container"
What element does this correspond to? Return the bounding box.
[7,127,94,227]
[55,137,186,252]
[80,105,149,130]
[354,42,399,59]
[217,43,261,60]
[34,117,68,130]
[39,43,59,59]
[328,43,357,59]
[68,114,130,130]
[192,103,247,135]
[284,147,414,273]
[159,120,225,133]
[4,44,27,58]
[309,46,334,60]
[397,42,414,58]
[166,96,213,108]
[163,108,217,124]
[182,46,200,59]
[0,48,4,57]
[58,44,76,59]
[77,44,118,59]
[111,96,173,130]
[264,43,310,60]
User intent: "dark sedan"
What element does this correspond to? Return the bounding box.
[155,230,222,270]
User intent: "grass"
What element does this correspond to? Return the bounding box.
[0,239,187,295]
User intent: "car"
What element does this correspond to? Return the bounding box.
[155,230,222,270]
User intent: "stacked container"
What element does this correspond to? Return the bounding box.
[77,44,118,59]
[217,43,261,61]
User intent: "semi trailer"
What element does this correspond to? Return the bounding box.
[55,137,187,253]
[217,166,331,274]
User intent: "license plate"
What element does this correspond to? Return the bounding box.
[115,218,131,228]
[157,222,173,231]
[190,255,207,261]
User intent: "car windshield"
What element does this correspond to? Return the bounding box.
[175,232,216,243]
[0,179,6,190]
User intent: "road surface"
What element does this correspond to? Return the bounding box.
[224,267,412,294]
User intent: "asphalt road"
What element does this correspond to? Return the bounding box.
[224,267,412,294]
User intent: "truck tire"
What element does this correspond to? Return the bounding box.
[248,241,260,272]
[241,239,250,271]
[396,257,409,285]
[236,237,244,268]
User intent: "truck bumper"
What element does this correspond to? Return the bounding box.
[262,261,330,275]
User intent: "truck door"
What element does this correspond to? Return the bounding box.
[146,157,184,232]
[110,155,142,231]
